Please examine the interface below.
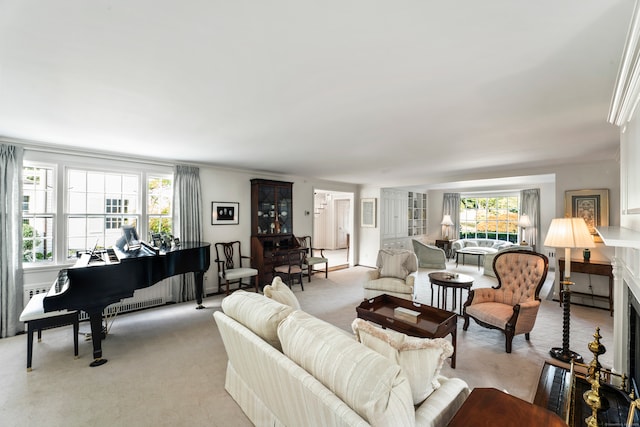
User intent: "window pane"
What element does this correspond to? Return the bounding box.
[87,172,104,193]
[23,164,56,263]
[105,174,122,193]
[68,170,86,192]
[68,192,86,213]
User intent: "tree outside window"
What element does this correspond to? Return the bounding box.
[459,195,519,243]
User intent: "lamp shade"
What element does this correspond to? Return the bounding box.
[543,218,595,249]
[517,214,531,228]
[441,214,454,226]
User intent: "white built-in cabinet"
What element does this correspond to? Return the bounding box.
[381,189,427,249]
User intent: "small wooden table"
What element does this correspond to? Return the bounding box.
[428,272,474,314]
[447,388,567,427]
[356,294,458,368]
[435,239,454,259]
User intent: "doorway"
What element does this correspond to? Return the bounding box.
[313,190,354,270]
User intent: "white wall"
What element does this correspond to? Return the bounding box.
[20,150,359,295]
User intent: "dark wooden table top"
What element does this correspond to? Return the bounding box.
[448,388,568,427]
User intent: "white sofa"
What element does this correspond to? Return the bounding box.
[214,290,470,427]
[451,238,514,254]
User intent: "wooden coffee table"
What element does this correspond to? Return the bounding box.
[428,272,474,314]
[356,294,458,368]
[447,388,567,426]
[455,248,488,270]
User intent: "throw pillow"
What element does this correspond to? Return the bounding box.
[221,290,294,351]
[379,251,410,279]
[464,241,478,247]
[351,318,453,405]
[263,276,301,310]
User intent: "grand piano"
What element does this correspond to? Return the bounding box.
[43,240,211,367]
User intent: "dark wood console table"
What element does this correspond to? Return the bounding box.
[558,258,613,316]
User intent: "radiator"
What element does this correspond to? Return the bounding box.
[23,279,171,321]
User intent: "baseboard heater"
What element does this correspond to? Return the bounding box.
[23,282,170,323]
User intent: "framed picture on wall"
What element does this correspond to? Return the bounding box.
[361,198,377,228]
[564,189,609,242]
[211,201,240,225]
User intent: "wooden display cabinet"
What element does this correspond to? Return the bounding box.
[250,179,296,286]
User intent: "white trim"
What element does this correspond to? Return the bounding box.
[609,0,640,126]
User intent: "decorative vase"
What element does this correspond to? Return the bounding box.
[583,248,591,262]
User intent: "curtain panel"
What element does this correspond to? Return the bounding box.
[520,188,540,251]
[0,144,24,338]
[173,165,202,302]
[442,193,461,240]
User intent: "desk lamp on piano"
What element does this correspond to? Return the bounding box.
[43,225,211,367]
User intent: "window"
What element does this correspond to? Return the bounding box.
[459,195,519,243]
[22,153,173,265]
[66,169,140,259]
[147,176,173,235]
[22,165,55,263]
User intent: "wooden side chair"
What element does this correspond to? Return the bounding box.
[273,249,305,290]
[295,235,329,282]
[214,241,259,295]
[462,250,549,353]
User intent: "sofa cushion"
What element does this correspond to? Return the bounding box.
[221,290,294,352]
[278,311,414,426]
[379,250,410,279]
[263,276,301,310]
[464,240,478,247]
[351,318,453,405]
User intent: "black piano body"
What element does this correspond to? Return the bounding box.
[43,241,211,366]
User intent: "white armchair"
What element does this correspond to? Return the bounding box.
[363,249,418,301]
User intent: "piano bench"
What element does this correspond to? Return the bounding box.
[19,293,79,372]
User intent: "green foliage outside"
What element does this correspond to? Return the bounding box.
[22,222,52,262]
[459,196,519,242]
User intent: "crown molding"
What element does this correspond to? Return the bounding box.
[609,0,640,127]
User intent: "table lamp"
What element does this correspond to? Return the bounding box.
[517,214,531,245]
[543,217,595,362]
[441,215,454,240]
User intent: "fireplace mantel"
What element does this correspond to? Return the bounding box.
[597,226,640,248]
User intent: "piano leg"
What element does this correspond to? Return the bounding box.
[194,270,205,310]
[88,312,108,367]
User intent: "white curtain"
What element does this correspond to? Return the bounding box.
[442,193,461,239]
[0,144,24,338]
[520,188,540,251]
[172,165,202,302]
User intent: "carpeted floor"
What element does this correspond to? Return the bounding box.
[0,262,613,426]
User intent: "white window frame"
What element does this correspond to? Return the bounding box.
[22,150,173,269]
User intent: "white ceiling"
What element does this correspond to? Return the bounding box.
[0,1,634,187]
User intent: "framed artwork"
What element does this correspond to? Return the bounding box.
[361,198,377,228]
[564,189,609,242]
[211,201,239,225]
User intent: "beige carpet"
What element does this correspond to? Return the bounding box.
[0,263,613,426]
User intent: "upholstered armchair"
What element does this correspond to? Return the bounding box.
[363,249,418,301]
[411,239,447,269]
[462,250,549,353]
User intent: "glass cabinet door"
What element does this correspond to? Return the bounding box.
[256,185,276,235]
[276,185,292,234]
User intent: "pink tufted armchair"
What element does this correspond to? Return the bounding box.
[462,250,549,353]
